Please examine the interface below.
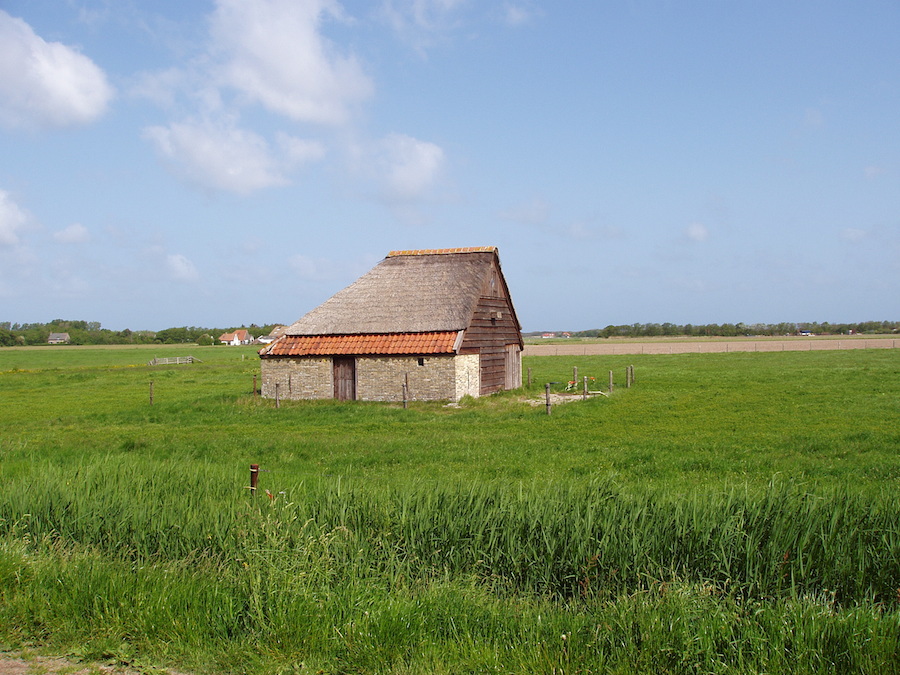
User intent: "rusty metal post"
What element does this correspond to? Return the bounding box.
[402,382,408,409]
[249,464,259,497]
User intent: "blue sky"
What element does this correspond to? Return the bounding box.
[1,1,897,332]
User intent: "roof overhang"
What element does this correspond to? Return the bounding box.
[259,331,463,358]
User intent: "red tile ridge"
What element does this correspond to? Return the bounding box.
[387,247,496,257]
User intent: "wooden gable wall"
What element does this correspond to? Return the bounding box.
[458,258,522,394]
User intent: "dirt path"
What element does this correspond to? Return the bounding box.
[0,653,184,675]
[524,337,899,357]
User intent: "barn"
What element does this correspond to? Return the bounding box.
[258,247,523,402]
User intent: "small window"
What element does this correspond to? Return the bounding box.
[417,357,425,366]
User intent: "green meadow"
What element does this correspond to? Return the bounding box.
[1,345,899,673]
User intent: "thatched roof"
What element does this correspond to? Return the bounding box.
[283,247,505,336]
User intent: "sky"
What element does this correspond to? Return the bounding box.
[0,0,898,332]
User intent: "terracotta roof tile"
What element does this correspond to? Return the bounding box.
[386,247,496,257]
[261,331,461,357]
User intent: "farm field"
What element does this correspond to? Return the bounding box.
[1,345,899,673]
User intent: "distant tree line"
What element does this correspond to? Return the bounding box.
[0,320,281,347]
[566,321,900,339]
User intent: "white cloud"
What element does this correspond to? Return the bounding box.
[685,222,710,242]
[129,68,188,110]
[277,133,327,166]
[166,253,200,282]
[210,0,373,125]
[375,132,444,201]
[0,190,29,247]
[567,221,595,240]
[840,227,866,243]
[503,3,535,26]
[0,10,114,130]
[53,223,90,244]
[379,0,469,52]
[144,118,290,194]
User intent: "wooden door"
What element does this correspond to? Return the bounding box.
[505,344,521,390]
[333,357,356,400]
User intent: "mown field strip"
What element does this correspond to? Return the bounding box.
[526,336,900,356]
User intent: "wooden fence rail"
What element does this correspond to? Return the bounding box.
[147,355,203,366]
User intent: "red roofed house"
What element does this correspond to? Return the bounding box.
[219,329,253,345]
[258,247,523,402]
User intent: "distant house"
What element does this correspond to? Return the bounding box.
[47,332,70,344]
[219,329,253,345]
[256,325,287,345]
[259,247,523,402]
[541,332,556,339]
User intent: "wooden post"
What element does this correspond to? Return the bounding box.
[626,367,631,388]
[527,368,532,387]
[402,382,408,409]
[249,464,259,497]
[545,383,552,415]
[253,374,257,397]
[608,370,614,393]
[149,380,154,405]
[275,383,280,408]
[573,366,578,387]
[630,365,635,385]
[582,375,588,401]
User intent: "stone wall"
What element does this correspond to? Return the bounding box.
[454,353,480,400]
[260,357,332,400]
[260,353,483,402]
[357,355,456,401]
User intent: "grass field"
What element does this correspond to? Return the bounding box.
[1,345,898,673]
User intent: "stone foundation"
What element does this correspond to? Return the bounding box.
[260,353,482,402]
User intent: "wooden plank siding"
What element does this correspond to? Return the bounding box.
[458,260,523,394]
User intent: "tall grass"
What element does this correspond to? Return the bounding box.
[2,462,897,605]
[2,463,899,673]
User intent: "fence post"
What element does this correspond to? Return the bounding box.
[253,374,257,397]
[402,382,408,409]
[608,370,614,393]
[573,366,578,387]
[275,383,280,408]
[249,464,259,497]
[149,380,154,405]
[545,383,552,415]
[527,368,532,387]
[582,375,588,401]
